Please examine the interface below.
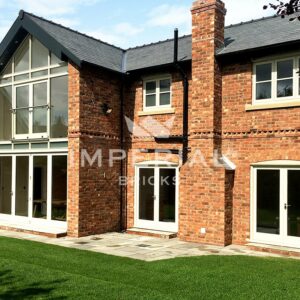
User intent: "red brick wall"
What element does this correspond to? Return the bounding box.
[67,62,122,237]
[221,60,300,244]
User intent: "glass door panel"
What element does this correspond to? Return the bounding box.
[15,156,29,216]
[256,170,280,235]
[287,170,300,237]
[0,157,12,214]
[33,82,47,133]
[139,168,155,221]
[16,85,29,134]
[52,156,67,221]
[32,156,47,219]
[159,169,176,223]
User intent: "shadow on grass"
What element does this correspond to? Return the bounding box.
[0,269,67,299]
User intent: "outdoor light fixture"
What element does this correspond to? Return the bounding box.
[101,103,112,115]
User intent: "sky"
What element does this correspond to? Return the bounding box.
[0,0,274,49]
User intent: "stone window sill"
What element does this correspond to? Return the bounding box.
[138,108,175,116]
[245,100,300,111]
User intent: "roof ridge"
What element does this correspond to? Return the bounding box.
[21,10,125,52]
[225,14,278,29]
[126,34,191,51]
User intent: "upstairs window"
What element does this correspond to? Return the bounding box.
[0,35,68,141]
[144,76,171,110]
[254,57,299,103]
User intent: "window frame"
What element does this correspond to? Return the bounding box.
[143,76,172,111]
[0,35,68,143]
[253,56,300,105]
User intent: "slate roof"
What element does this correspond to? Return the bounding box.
[1,12,300,74]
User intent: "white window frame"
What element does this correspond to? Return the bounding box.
[143,76,172,111]
[0,153,68,231]
[250,161,300,249]
[13,80,49,140]
[134,161,179,232]
[0,35,68,143]
[253,56,300,105]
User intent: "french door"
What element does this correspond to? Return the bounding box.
[135,164,178,232]
[252,167,300,248]
[0,154,67,227]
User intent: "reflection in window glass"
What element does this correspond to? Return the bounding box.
[51,76,68,138]
[0,86,12,140]
[14,37,29,73]
[52,156,67,221]
[31,37,48,69]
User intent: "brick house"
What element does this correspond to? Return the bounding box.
[0,0,299,248]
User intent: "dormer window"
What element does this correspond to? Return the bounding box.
[253,57,299,104]
[143,76,171,111]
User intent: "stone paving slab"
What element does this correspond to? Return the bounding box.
[0,230,296,262]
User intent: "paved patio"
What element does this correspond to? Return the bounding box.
[0,229,292,261]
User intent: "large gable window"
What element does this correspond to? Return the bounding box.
[0,35,68,141]
[253,57,299,104]
[143,76,172,111]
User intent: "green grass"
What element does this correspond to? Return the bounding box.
[0,237,300,299]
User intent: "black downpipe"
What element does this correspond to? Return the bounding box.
[119,74,125,231]
[174,29,189,164]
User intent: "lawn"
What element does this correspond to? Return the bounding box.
[0,237,300,299]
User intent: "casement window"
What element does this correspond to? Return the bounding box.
[253,57,300,104]
[143,77,171,110]
[0,35,68,141]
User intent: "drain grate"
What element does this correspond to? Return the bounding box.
[75,241,89,245]
[90,237,102,241]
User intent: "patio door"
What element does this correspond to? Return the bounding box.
[252,166,300,248]
[135,164,178,232]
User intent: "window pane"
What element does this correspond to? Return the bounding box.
[277,79,293,98]
[51,76,68,138]
[257,170,280,235]
[32,70,48,78]
[16,85,29,108]
[139,168,154,221]
[14,38,29,73]
[0,77,12,85]
[277,60,293,79]
[146,81,156,94]
[256,82,271,100]
[1,59,12,76]
[256,63,272,82]
[0,157,12,214]
[31,37,49,69]
[50,66,68,74]
[160,79,171,93]
[159,168,176,222]
[160,93,170,106]
[288,170,300,237]
[33,82,47,106]
[0,86,12,140]
[33,156,47,219]
[50,52,62,65]
[52,156,67,221]
[33,108,47,133]
[146,94,156,107]
[16,109,29,134]
[14,74,29,82]
[15,156,29,217]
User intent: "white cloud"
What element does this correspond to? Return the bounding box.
[51,18,80,28]
[114,22,143,36]
[147,4,191,28]
[86,29,121,45]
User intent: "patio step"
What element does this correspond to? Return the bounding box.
[247,243,300,258]
[126,228,177,239]
[0,224,67,238]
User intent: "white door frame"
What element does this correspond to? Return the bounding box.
[251,161,300,248]
[0,153,67,230]
[134,161,179,232]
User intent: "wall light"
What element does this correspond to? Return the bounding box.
[101,103,112,115]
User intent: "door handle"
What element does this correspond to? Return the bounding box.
[284,203,292,210]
